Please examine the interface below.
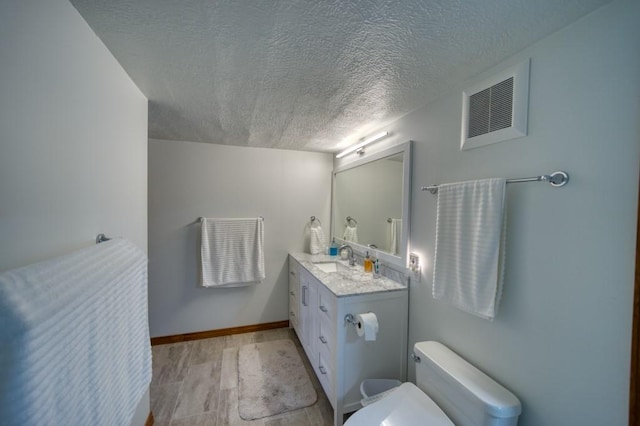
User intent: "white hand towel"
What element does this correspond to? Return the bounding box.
[389,219,402,255]
[343,225,358,243]
[310,225,325,255]
[432,178,507,320]
[201,217,265,287]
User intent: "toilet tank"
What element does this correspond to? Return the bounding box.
[414,342,521,426]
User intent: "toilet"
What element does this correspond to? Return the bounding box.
[344,341,522,426]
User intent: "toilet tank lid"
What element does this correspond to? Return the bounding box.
[415,341,522,418]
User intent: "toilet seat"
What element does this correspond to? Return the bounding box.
[344,383,454,426]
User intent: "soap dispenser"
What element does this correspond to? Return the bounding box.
[363,251,373,273]
[329,238,338,256]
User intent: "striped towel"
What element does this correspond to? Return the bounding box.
[201,217,265,287]
[309,225,325,255]
[0,239,151,426]
[389,219,402,255]
[432,178,507,320]
[343,225,358,243]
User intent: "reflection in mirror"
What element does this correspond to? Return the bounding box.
[334,153,403,252]
[332,141,411,268]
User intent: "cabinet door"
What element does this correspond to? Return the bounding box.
[300,269,317,361]
[299,268,310,349]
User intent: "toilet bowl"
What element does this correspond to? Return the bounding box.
[344,341,521,426]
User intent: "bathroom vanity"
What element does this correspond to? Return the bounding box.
[288,253,408,426]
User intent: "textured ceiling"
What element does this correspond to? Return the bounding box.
[70,0,609,152]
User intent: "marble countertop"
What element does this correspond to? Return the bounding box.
[289,252,407,297]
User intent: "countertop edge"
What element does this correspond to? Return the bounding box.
[289,252,408,297]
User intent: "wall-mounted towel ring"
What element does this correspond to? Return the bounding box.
[310,216,322,226]
[346,216,358,226]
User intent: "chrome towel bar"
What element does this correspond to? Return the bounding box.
[421,171,569,194]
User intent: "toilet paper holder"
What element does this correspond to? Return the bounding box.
[344,313,358,327]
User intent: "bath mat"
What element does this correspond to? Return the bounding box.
[237,339,317,420]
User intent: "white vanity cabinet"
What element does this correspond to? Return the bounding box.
[288,255,408,426]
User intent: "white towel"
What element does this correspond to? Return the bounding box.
[343,225,358,243]
[432,178,507,320]
[310,225,325,255]
[0,239,151,426]
[201,217,265,287]
[389,219,402,255]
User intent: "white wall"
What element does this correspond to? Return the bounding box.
[0,0,148,271]
[0,0,149,423]
[356,0,639,424]
[148,139,332,337]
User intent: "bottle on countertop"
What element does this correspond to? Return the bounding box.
[329,238,338,256]
[371,250,380,278]
[363,251,373,273]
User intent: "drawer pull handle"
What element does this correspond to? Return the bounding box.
[290,312,295,317]
[319,366,327,375]
[290,291,295,296]
[319,336,327,344]
[290,271,295,276]
[319,305,328,313]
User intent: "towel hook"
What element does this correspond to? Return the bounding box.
[346,216,358,226]
[96,234,111,244]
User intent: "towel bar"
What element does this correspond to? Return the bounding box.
[199,216,264,222]
[421,171,569,194]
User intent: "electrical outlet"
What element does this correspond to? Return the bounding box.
[409,253,421,283]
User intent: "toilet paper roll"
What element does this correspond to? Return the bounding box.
[355,312,379,341]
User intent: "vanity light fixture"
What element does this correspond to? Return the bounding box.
[335,131,389,159]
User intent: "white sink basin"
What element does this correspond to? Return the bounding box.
[315,262,338,273]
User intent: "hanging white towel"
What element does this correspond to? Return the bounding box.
[309,225,326,255]
[432,178,507,320]
[343,225,358,243]
[0,239,151,426]
[388,219,402,255]
[201,217,265,287]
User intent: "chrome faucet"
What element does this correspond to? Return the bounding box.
[339,244,357,266]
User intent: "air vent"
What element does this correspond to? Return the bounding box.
[461,59,530,150]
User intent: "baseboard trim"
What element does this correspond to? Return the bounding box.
[150,320,290,346]
[145,411,154,426]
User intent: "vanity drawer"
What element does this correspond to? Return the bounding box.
[289,293,298,318]
[316,351,334,402]
[288,285,297,300]
[317,316,335,367]
[317,284,337,322]
[289,258,300,281]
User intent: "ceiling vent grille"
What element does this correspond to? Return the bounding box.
[461,59,530,150]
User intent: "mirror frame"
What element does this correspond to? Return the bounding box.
[331,140,412,269]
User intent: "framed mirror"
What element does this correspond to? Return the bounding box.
[331,141,412,269]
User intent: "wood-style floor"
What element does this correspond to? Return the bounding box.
[150,327,334,426]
